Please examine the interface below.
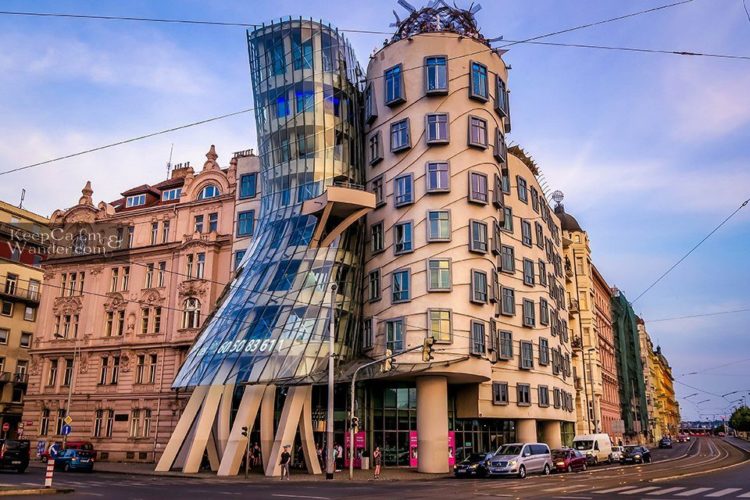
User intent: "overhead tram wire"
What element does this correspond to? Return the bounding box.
[648,307,750,323]
[631,196,750,304]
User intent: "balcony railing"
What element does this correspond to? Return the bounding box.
[0,280,41,304]
[569,299,579,312]
[0,372,29,384]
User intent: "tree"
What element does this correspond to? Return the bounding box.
[729,406,750,432]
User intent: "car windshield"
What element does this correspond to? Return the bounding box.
[573,440,594,450]
[612,446,622,452]
[624,446,639,452]
[552,450,569,458]
[463,454,487,462]
[496,445,522,456]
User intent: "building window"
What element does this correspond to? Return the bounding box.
[468,116,488,148]
[470,320,485,355]
[130,409,141,438]
[384,64,405,105]
[522,299,536,327]
[520,341,534,371]
[233,251,246,271]
[364,83,377,124]
[523,259,535,286]
[539,337,550,365]
[428,309,452,342]
[19,332,32,348]
[362,318,373,350]
[150,222,158,245]
[501,287,515,316]
[208,212,218,232]
[535,222,544,248]
[502,206,513,232]
[469,61,488,101]
[521,220,532,246]
[470,269,488,304]
[500,245,515,273]
[194,215,204,233]
[0,302,11,317]
[394,222,413,255]
[198,184,220,200]
[390,119,411,152]
[386,319,404,352]
[394,173,414,207]
[141,308,150,334]
[492,382,509,405]
[426,162,450,192]
[239,173,257,199]
[126,194,146,208]
[538,385,550,407]
[371,222,384,254]
[98,357,108,385]
[0,329,8,344]
[93,410,104,438]
[531,187,540,213]
[111,355,120,384]
[427,259,451,291]
[426,113,449,144]
[469,220,488,253]
[392,269,411,303]
[517,176,528,203]
[368,270,381,302]
[23,306,36,322]
[494,128,507,163]
[540,298,550,326]
[553,388,561,409]
[183,298,201,329]
[237,210,255,237]
[127,226,134,248]
[47,359,58,386]
[372,176,385,206]
[40,409,50,436]
[369,131,383,165]
[425,55,448,94]
[495,75,509,117]
[517,384,531,406]
[499,331,513,360]
[427,210,451,241]
[469,172,488,204]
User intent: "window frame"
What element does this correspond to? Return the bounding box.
[370,221,385,254]
[391,268,411,304]
[498,330,513,360]
[492,382,509,405]
[521,219,532,247]
[426,258,452,292]
[470,269,488,304]
[500,245,515,274]
[539,337,550,366]
[384,64,405,106]
[517,383,531,406]
[468,171,489,205]
[427,308,453,343]
[393,221,414,255]
[494,75,509,117]
[425,161,450,193]
[394,173,414,207]
[425,112,450,145]
[469,61,489,101]
[469,219,488,254]
[500,287,515,316]
[239,173,258,199]
[538,385,550,407]
[364,82,378,124]
[493,127,507,164]
[369,131,383,166]
[371,174,385,207]
[520,340,534,369]
[426,210,452,242]
[468,115,489,149]
[236,210,255,237]
[522,258,535,286]
[390,118,412,153]
[522,299,536,327]
[424,55,448,95]
[368,269,381,302]
[470,319,486,355]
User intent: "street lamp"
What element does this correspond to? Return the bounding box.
[325,283,337,480]
[54,333,80,448]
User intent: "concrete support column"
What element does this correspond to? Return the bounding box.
[516,419,538,443]
[416,376,449,473]
[541,421,562,449]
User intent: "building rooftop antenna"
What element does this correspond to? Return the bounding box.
[166,143,174,179]
[18,188,25,209]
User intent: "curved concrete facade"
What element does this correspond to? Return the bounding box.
[362,31,576,470]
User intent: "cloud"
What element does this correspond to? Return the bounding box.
[0,30,213,95]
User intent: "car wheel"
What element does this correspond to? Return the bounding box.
[566,465,573,473]
[582,463,587,471]
[477,469,487,478]
[518,465,526,479]
[16,467,26,473]
[543,464,551,476]
[593,457,599,466]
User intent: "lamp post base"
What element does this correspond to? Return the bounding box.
[326,472,334,480]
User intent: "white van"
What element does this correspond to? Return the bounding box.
[572,434,613,464]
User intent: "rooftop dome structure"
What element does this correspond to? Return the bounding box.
[390,0,490,45]
[554,203,584,232]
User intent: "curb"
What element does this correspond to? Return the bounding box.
[0,488,74,496]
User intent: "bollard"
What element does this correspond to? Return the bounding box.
[44,459,55,488]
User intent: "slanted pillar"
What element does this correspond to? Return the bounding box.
[416,376,449,473]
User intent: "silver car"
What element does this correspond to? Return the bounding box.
[486,443,553,479]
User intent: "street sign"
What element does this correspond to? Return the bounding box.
[2,423,9,432]
[63,416,73,425]
[61,424,72,436]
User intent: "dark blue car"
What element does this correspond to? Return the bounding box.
[54,449,95,472]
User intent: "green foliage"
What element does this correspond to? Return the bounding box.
[729,406,750,432]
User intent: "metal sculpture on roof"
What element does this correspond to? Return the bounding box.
[390,0,488,44]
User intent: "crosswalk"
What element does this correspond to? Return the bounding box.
[592,485,750,498]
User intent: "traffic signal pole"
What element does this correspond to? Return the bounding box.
[326,284,337,480]
[348,343,426,480]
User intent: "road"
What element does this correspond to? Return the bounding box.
[0,437,745,499]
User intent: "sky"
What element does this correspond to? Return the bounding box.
[0,0,748,422]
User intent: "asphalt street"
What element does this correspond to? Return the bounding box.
[0,437,745,499]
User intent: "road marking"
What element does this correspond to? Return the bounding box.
[737,492,750,498]
[593,486,639,494]
[706,488,743,497]
[272,495,330,500]
[621,486,661,494]
[676,488,714,497]
[647,487,687,495]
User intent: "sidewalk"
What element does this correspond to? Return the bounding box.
[29,460,451,482]
[725,436,750,453]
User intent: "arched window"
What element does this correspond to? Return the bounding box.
[198,184,220,200]
[182,298,201,329]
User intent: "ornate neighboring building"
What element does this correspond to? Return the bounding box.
[638,317,679,441]
[556,202,622,443]
[21,147,240,462]
[0,201,49,437]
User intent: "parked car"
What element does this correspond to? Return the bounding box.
[0,439,30,473]
[572,434,613,465]
[551,448,587,473]
[658,437,673,449]
[620,445,651,464]
[54,449,95,472]
[64,441,96,459]
[486,443,553,479]
[676,434,687,443]
[454,453,491,478]
[610,446,623,462]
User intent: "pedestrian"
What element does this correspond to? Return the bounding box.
[316,443,324,468]
[253,443,261,468]
[335,443,344,471]
[280,445,291,480]
[373,446,382,479]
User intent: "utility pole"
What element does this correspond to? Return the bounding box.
[55,334,79,449]
[326,283,337,480]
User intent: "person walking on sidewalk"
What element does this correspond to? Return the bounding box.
[372,446,382,479]
[280,445,291,480]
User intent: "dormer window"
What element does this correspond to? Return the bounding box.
[161,188,182,201]
[126,194,146,208]
[198,184,220,200]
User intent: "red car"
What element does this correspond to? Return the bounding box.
[552,448,588,473]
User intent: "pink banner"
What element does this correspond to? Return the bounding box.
[344,431,366,468]
[409,431,419,468]
[448,431,456,467]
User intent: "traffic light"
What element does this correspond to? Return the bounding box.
[351,416,359,433]
[382,348,393,373]
[422,336,435,362]
[241,426,248,438]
